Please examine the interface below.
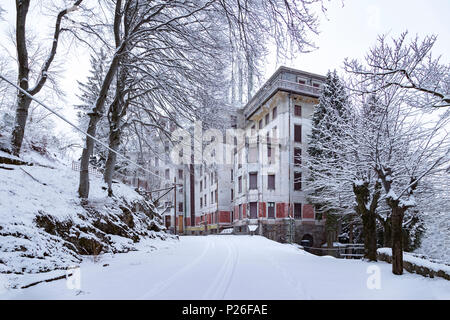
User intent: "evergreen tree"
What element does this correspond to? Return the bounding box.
[308,70,349,159]
[307,70,350,247]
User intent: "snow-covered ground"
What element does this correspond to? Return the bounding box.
[0,149,168,279]
[1,235,449,300]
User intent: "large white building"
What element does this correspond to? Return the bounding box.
[141,66,328,247]
[229,66,327,246]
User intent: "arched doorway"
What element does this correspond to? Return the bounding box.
[301,234,314,248]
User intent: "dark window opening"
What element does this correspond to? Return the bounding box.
[268,174,275,190]
[294,105,302,117]
[268,202,275,219]
[294,125,302,143]
[294,172,302,191]
[249,173,258,190]
[249,202,258,219]
[294,203,302,219]
[294,148,302,166]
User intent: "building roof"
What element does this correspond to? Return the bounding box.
[242,66,326,120]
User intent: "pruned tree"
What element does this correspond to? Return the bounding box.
[344,33,450,273]
[304,89,384,261]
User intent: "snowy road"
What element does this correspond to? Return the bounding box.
[2,235,449,299]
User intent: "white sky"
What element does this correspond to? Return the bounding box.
[1,0,449,137]
[266,0,450,77]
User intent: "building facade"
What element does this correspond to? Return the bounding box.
[144,66,327,248]
[228,67,326,246]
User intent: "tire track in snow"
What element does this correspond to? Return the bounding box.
[140,237,212,299]
[220,236,239,299]
[201,236,239,300]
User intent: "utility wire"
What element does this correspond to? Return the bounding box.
[0,74,174,184]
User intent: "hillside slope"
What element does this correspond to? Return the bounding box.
[0,150,172,288]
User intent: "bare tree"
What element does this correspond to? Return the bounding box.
[8,0,84,156]
[77,0,327,199]
[344,32,450,109]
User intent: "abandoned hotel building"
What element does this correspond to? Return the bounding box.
[145,67,327,248]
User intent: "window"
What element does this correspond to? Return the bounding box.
[164,142,169,152]
[294,172,302,191]
[268,174,275,190]
[268,202,275,219]
[294,125,302,143]
[238,151,242,169]
[294,203,302,219]
[200,181,203,192]
[155,170,159,176]
[294,105,302,117]
[266,132,271,158]
[239,204,242,220]
[211,191,214,204]
[211,172,214,182]
[215,190,218,203]
[204,194,207,205]
[231,169,234,181]
[178,169,183,180]
[249,173,257,190]
[179,202,183,212]
[238,176,242,193]
[165,169,170,180]
[294,148,302,166]
[298,78,306,85]
[272,107,277,120]
[155,157,159,167]
[265,113,270,126]
[231,189,234,201]
[248,143,258,163]
[259,119,263,129]
[249,202,258,219]
[200,197,203,208]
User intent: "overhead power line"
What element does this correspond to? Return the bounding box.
[0,73,174,184]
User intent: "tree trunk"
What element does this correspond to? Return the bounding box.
[363,212,377,261]
[391,206,405,275]
[78,111,102,198]
[11,95,32,156]
[11,0,83,155]
[103,125,120,196]
[103,48,128,197]
[383,217,392,247]
[10,0,30,156]
[353,182,379,261]
[77,0,123,199]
